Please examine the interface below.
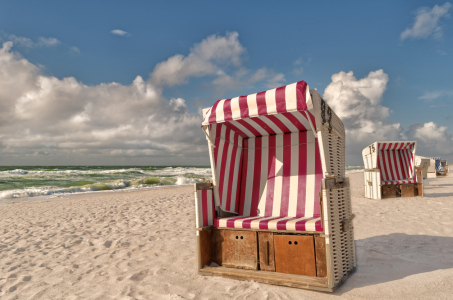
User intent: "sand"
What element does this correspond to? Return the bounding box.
[1,172,453,299]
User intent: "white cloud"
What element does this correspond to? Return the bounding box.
[419,89,453,100]
[5,34,60,48]
[0,33,285,164]
[401,2,451,40]
[70,46,81,54]
[111,29,129,36]
[324,69,453,164]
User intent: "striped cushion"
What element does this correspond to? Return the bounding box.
[195,190,215,228]
[214,216,322,232]
[382,179,415,185]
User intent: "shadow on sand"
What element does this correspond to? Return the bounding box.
[335,233,453,294]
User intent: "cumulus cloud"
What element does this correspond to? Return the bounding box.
[111,29,129,36]
[0,32,285,165]
[323,69,453,164]
[401,2,451,40]
[406,122,453,155]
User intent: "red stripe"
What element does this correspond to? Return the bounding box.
[223,98,233,121]
[399,149,407,179]
[235,119,262,137]
[223,122,248,138]
[256,91,267,115]
[275,86,287,113]
[296,81,308,111]
[377,143,383,181]
[281,112,309,132]
[258,217,283,229]
[248,116,276,135]
[265,115,290,134]
[296,131,307,217]
[250,137,262,217]
[239,95,249,119]
[313,138,322,217]
[280,133,292,216]
[238,138,249,216]
[213,125,222,175]
[265,135,276,217]
[208,101,219,124]
[202,190,208,227]
[294,218,310,231]
[225,132,238,211]
[392,149,400,180]
[234,136,243,213]
[218,128,230,208]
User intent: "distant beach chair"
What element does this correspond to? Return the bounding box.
[362,142,423,199]
[433,157,447,176]
[427,157,437,178]
[194,81,356,292]
[415,156,431,179]
[440,159,448,174]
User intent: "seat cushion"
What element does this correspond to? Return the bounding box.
[382,179,415,185]
[214,215,323,232]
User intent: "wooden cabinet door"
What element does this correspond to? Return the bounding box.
[274,235,316,276]
[216,230,258,270]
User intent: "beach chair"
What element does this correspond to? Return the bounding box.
[362,142,423,199]
[433,158,447,176]
[427,157,437,178]
[440,159,448,174]
[415,156,431,179]
[194,81,356,292]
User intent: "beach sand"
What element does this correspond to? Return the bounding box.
[1,172,453,299]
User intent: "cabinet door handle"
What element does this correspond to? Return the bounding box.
[265,241,269,265]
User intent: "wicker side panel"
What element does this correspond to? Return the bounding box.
[320,124,345,178]
[324,182,355,287]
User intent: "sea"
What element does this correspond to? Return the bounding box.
[0,165,364,201]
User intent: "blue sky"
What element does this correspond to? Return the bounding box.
[0,1,452,165]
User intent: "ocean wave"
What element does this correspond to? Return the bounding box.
[0,175,202,199]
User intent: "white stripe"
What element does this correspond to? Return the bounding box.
[304,137,315,218]
[285,82,297,111]
[233,216,260,228]
[265,89,277,115]
[285,216,311,231]
[388,150,397,180]
[243,140,256,216]
[214,126,226,207]
[257,136,269,217]
[230,97,241,120]
[266,216,294,230]
[394,150,403,180]
[288,132,299,217]
[228,120,254,137]
[195,191,201,228]
[247,94,258,118]
[203,108,212,125]
[243,118,269,136]
[215,100,226,123]
[274,113,299,132]
[207,190,213,225]
[260,115,284,134]
[221,130,234,210]
[272,134,283,217]
[384,149,392,181]
[304,218,320,232]
[249,216,275,229]
[291,111,312,131]
[230,135,242,212]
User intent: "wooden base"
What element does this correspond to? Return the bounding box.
[381,183,423,199]
[199,266,356,292]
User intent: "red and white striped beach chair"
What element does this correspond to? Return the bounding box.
[362,141,423,199]
[194,81,356,292]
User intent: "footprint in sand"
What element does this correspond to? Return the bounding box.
[23,276,32,282]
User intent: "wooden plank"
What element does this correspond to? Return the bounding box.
[416,183,423,197]
[200,266,330,291]
[258,232,275,272]
[401,184,415,197]
[314,235,327,277]
[222,230,258,270]
[274,235,316,277]
[211,228,224,266]
[198,229,212,269]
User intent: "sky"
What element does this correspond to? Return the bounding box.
[0,0,452,166]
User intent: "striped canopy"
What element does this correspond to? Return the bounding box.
[202,81,316,138]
